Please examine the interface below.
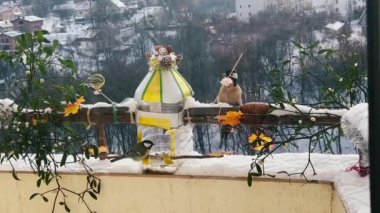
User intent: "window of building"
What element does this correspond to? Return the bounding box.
[240,5,242,8]
[18,20,23,25]
[248,12,252,16]
[248,4,251,8]
[336,0,338,3]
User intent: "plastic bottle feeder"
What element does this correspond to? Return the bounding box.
[134,45,193,161]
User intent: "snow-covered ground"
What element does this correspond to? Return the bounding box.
[0,153,369,213]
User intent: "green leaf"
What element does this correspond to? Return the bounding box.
[60,152,68,167]
[42,196,48,202]
[309,180,319,184]
[318,49,329,55]
[30,193,39,200]
[282,59,291,65]
[300,50,309,55]
[292,41,303,49]
[85,148,90,159]
[37,178,42,187]
[91,145,99,158]
[42,38,51,43]
[64,204,71,212]
[256,164,263,175]
[90,180,96,188]
[41,30,50,35]
[12,169,20,181]
[247,174,253,187]
[96,182,101,193]
[42,47,53,56]
[307,41,320,49]
[59,202,65,205]
[88,191,97,200]
[53,40,59,50]
[59,58,77,73]
[37,31,44,43]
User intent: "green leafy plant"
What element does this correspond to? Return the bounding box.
[0,31,101,212]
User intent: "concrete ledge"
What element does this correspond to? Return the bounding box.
[0,172,347,213]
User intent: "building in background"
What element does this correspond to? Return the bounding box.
[235,0,365,22]
[0,1,22,21]
[12,16,43,33]
[0,20,13,33]
[0,30,23,53]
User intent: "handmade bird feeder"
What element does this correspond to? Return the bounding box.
[134,45,193,129]
[134,45,193,159]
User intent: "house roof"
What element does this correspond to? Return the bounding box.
[110,0,126,9]
[0,20,13,28]
[24,15,43,22]
[75,1,95,11]
[0,2,21,13]
[75,30,97,40]
[129,6,163,24]
[52,3,75,11]
[3,30,23,37]
[325,21,345,31]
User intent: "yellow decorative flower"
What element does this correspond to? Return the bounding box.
[249,132,273,151]
[217,111,244,126]
[64,96,85,117]
[31,116,48,126]
[98,146,108,153]
[87,146,108,156]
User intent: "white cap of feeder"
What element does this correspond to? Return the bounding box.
[134,45,194,129]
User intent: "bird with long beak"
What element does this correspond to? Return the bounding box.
[110,140,154,162]
[216,69,242,106]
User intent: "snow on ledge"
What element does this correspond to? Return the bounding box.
[270,103,347,117]
[0,153,369,213]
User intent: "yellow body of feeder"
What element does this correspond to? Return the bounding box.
[134,48,193,130]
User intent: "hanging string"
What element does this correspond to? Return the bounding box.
[86,107,95,129]
[345,162,370,177]
[112,104,118,124]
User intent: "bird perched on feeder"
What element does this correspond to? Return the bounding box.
[216,69,242,106]
[110,140,154,162]
[216,69,243,149]
[84,73,105,91]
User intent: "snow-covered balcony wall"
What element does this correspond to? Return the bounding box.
[0,153,355,213]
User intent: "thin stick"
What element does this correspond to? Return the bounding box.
[214,53,244,103]
[228,53,244,77]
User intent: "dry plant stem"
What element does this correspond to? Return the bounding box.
[250,124,339,181]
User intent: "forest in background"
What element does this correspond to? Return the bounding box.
[0,0,367,155]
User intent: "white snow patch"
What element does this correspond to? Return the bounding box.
[184,97,233,109]
[81,98,137,112]
[341,103,368,149]
[325,21,345,31]
[270,103,347,117]
[0,98,17,116]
